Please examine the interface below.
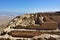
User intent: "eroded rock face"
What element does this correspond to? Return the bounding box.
[8,13,58,30]
[0,12,60,40]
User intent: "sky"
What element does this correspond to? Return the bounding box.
[0,0,60,15]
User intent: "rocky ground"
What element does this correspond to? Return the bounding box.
[0,12,60,40]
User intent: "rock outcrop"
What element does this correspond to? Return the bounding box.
[0,12,60,40]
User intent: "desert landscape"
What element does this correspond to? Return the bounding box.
[0,16,15,31]
[0,12,60,40]
[0,0,60,40]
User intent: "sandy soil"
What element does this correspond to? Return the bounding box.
[0,15,15,30]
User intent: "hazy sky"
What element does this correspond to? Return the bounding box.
[0,0,60,15]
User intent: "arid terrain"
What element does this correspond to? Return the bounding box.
[0,16,13,25]
[0,16,15,30]
[0,12,60,40]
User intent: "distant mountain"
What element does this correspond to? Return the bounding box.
[0,11,24,16]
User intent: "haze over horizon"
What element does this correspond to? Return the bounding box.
[0,0,60,16]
